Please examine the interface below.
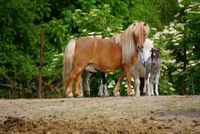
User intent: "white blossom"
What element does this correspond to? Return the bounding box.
[168,59,176,64]
[174,13,180,18]
[174,43,179,46]
[108,80,115,88]
[75,9,82,12]
[184,8,192,13]
[163,29,169,34]
[170,22,175,27]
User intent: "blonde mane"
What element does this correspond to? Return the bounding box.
[115,22,149,64]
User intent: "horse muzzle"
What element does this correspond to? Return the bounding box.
[136,45,144,51]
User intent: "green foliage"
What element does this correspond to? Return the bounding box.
[0,0,38,98]
[152,0,200,95]
[0,0,198,98]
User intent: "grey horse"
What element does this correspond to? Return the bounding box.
[131,39,154,96]
[143,48,161,96]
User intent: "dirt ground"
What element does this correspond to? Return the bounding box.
[0,96,200,134]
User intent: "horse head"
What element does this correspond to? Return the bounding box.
[151,48,161,65]
[132,22,149,51]
[116,22,149,64]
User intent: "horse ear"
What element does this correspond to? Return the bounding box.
[143,22,146,26]
[151,48,153,52]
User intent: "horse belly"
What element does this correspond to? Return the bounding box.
[75,37,121,72]
[89,55,119,72]
[92,44,121,72]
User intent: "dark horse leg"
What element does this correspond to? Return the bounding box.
[98,72,109,97]
[81,71,108,97]
[139,77,145,96]
[101,72,107,85]
[81,71,92,97]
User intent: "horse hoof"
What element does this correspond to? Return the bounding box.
[145,93,150,96]
[75,93,83,98]
[98,93,104,97]
[66,92,73,98]
[135,91,140,96]
[85,92,90,97]
[98,95,103,97]
[129,93,136,96]
[113,92,120,97]
[136,94,140,97]
[105,94,109,97]
[129,91,136,96]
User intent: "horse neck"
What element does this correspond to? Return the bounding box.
[115,31,137,64]
[114,34,122,46]
[137,51,145,65]
[130,51,140,66]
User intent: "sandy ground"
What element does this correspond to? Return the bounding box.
[0,96,200,134]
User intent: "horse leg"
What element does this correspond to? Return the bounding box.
[155,72,160,96]
[144,73,150,96]
[134,74,140,96]
[82,71,92,97]
[85,72,92,97]
[149,82,153,96]
[63,65,73,97]
[149,75,155,96]
[98,78,104,97]
[104,84,109,97]
[151,83,154,96]
[143,78,147,94]
[63,76,72,97]
[124,66,134,96]
[65,66,85,97]
[98,77,109,97]
[98,72,105,97]
[75,72,83,97]
[101,72,109,97]
[63,74,74,97]
[113,72,125,96]
[139,77,144,96]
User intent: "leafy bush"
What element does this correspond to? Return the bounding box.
[1,0,199,98]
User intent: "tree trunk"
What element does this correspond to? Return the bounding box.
[38,30,44,98]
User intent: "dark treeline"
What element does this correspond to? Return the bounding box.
[0,0,199,98]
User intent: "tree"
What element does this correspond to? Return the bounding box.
[153,0,200,95]
[1,0,194,98]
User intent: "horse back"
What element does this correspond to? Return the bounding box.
[74,37,122,72]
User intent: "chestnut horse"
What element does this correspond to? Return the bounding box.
[63,22,149,97]
[81,39,154,97]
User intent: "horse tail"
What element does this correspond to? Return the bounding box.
[63,40,76,93]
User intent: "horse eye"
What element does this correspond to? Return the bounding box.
[143,22,146,26]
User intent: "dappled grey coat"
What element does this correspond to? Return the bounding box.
[144,48,161,95]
